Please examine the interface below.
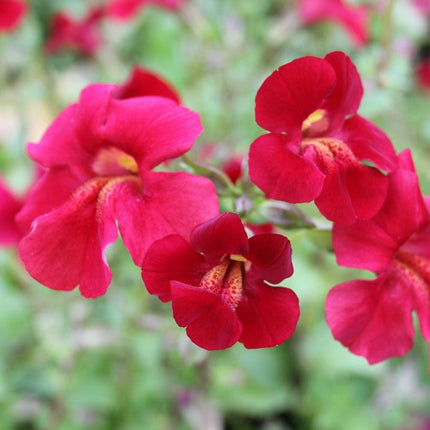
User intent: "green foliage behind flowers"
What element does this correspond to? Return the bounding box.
[1,0,430,429]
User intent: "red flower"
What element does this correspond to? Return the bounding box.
[0,0,27,33]
[249,51,398,224]
[45,6,105,56]
[0,178,23,246]
[17,67,219,298]
[297,0,369,47]
[326,150,430,364]
[107,0,186,20]
[141,213,299,350]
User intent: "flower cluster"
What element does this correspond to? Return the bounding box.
[1,41,429,363]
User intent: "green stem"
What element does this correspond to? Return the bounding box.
[376,0,395,85]
[180,154,242,196]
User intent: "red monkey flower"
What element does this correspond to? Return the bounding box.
[297,0,369,47]
[141,212,299,350]
[326,150,430,364]
[0,0,27,33]
[249,51,398,224]
[45,6,105,56]
[16,67,219,298]
[107,0,186,20]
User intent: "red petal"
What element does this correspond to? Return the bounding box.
[237,282,299,348]
[314,166,356,224]
[15,167,83,236]
[19,178,118,298]
[325,271,415,364]
[337,115,398,172]
[27,104,92,170]
[171,281,242,350]
[141,235,207,302]
[190,213,248,263]
[0,0,27,32]
[373,167,428,242]
[323,52,363,125]
[255,56,336,134]
[333,220,398,273]
[397,148,416,171]
[402,222,430,262]
[249,133,325,203]
[76,85,203,170]
[112,172,219,265]
[113,66,181,103]
[247,234,293,284]
[0,179,22,245]
[345,164,389,220]
[314,163,388,224]
[333,158,429,272]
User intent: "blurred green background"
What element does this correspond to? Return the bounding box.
[1,0,430,429]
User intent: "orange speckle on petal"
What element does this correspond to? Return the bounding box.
[199,257,244,309]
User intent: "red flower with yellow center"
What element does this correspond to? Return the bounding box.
[141,213,299,350]
[17,67,219,298]
[249,51,398,224]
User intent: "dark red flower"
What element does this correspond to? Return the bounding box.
[326,150,430,364]
[45,6,105,56]
[297,0,369,47]
[249,51,398,224]
[17,67,219,298]
[107,0,186,20]
[141,213,299,350]
[0,0,27,33]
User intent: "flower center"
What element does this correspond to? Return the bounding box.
[301,137,357,172]
[199,256,245,309]
[92,146,138,177]
[301,109,329,137]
